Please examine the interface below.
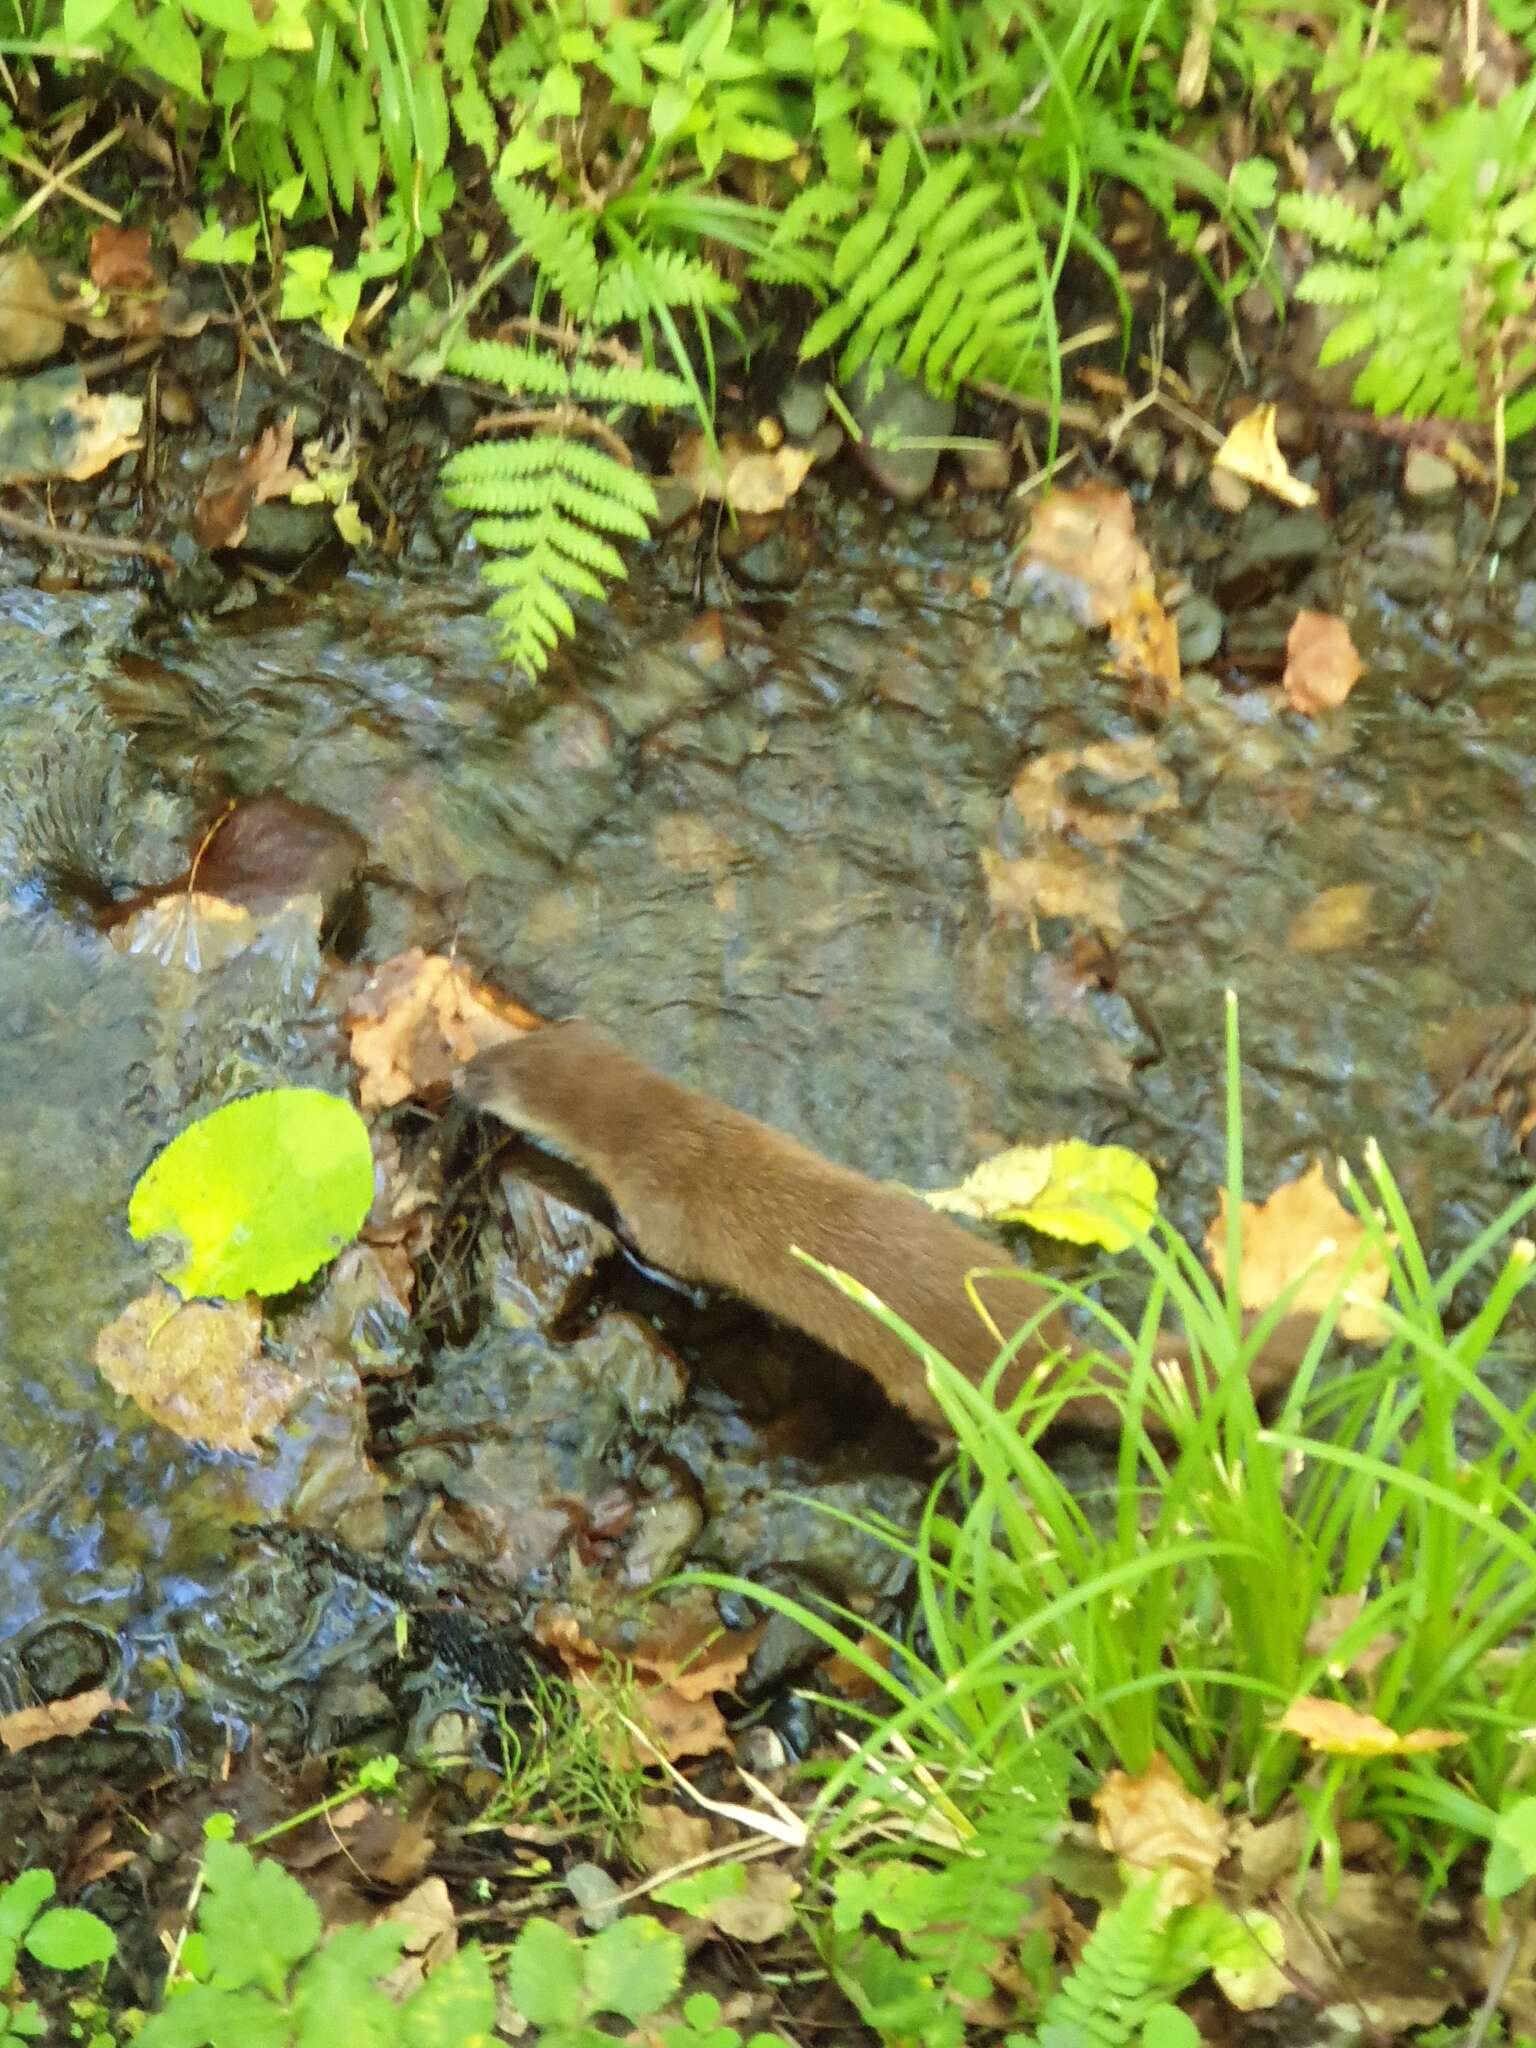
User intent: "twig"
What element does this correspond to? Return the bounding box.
[1460,1883,1534,2048]
[0,123,124,248]
[6,141,120,222]
[0,501,173,569]
[473,403,635,465]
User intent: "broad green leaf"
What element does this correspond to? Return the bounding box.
[23,1907,117,1970]
[859,0,937,47]
[0,1870,55,1946]
[129,1089,374,1301]
[184,214,260,263]
[196,1839,322,1993]
[60,0,124,40]
[134,1983,290,2048]
[582,1917,685,2022]
[505,1917,586,2028]
[926,1139,1158,1254]
[654,1863,748,1914]
[400,1944,496,2045]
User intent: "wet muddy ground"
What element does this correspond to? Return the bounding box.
[3,437,1535,1803]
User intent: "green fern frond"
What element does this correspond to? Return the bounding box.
[1277,189,1380,259]
[796,142,1044,392]
[441,431,657,676]
[1035,1880,1174,2048]
[591,246,736,324]
[494,177,601,315]
[445,338,689,411]
[441,0,489,76]
[1292,260,1381,305]
[746,179,854,288]
[450,73,498,160]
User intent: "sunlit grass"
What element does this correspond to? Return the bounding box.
[690,995,1536,1891]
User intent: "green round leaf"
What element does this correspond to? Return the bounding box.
[128,1089,374,1301]
[23,1907,117,1970]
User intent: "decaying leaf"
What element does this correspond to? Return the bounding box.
[1283,609,1363,714]
[1303,1592,1399,1682]
[1092,1752,1228,1905]
[671,425,816,513]
[1019,484,1180,691]
[0,369,143,483]
[377,1877,461,2001]
[345,950,540,1109]
[193,413,306,549]
[926,1139,1157,1253]
[657,1860,800,1942]
[1213,404,1319,508]
[109,890,324,976]
[93,1286,301,1452]
[0,1687,127,1756]
[983,736,1182,940]
[0,249,67,367]
[1286,883,1374,955]
[537,1602,762,1765]
[1279,1696,1462,1757]
[89,225,157,293]
[1205,1160,1392,1342]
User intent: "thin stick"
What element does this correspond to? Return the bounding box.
[0,124,124,248]
[0,502,173,568]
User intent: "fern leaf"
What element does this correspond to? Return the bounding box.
[1277,189,1380,258]
[450,73,498,160]
[441,0,488,75]
[495,178,601,316]
[590,247,735,325]
[1293,260,1380,306]
[447,338,573,396]
[567,357,693,410]
[442,432,657,677]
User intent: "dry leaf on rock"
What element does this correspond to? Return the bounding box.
[377,1877,461,2001]
[89,225,157,292]
[109,890,323,976]
[1279,1696,1462,1756]
[1283,609,1363,714]
[1205,1160,1392,1342]
[634,1801,716,1874]
[0,370,143,483]
[0,1687,127,1756]
[982,847,1127,937]
[671,427,815,513]
[345,950,541,1109]
[537,1602,761,1764]
[94,1286,301,1453]
[1213,405,1318,508]
[1286,883,1374,955]
[1018,484,1180,691]
[688,1864,801,1943]
[193,414,305,550]
[0,250,66,367]
[1092,1752,1227,1905]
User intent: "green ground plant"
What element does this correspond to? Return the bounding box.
[688,994,1536,2020]
[1,1868,117,2047]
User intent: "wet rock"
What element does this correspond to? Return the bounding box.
[960,439,1013,491]
[778,375,829,441]
[844,363,955,502]
[1175,592,1225,667]
[241,498,333,565]
[488,1171,620,1329]
[1370,523,1458,599]
[719,512,812,591]
[1212,511,1329,608]
[1403,448,1457,500]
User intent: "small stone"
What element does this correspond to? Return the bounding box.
[843,363,955,502]
[960,439,1012,490]
[1403,447,1457,500]
[157,380,198,428]
[1123,425,1166,483]
[778,374,828,440]
[1175,593,1224,667]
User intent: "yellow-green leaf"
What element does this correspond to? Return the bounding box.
[128,1088,374,1300]
[926,1139,1158,1253]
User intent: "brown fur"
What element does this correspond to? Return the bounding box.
[460,1021,1307,1436]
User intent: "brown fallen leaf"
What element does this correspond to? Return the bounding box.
[1213,404,1319,508]
[1303,1591,1398,1681]
[633,1801,715,1874]
[537,1602,761,1765]
[688,1864,801,1943]
[1205,1160,1392,1342]
[0,1687,127,1755]
[1092,1752,1227,1906]
[981,846,1126,937]
[1286,882,1374,955]
[1279,1696,1462,1757]
[94,1286,302,1453]
[0,250,67,368]
[1283,609,1363,714]
[1019,484,1180,692]
[345,950,540,1109]
[90,225,157,293]
[377,1877,461,2002]
[671,426,816,513]
[194,414,306,550]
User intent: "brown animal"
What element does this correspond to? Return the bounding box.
[459,1021,1308,1436]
